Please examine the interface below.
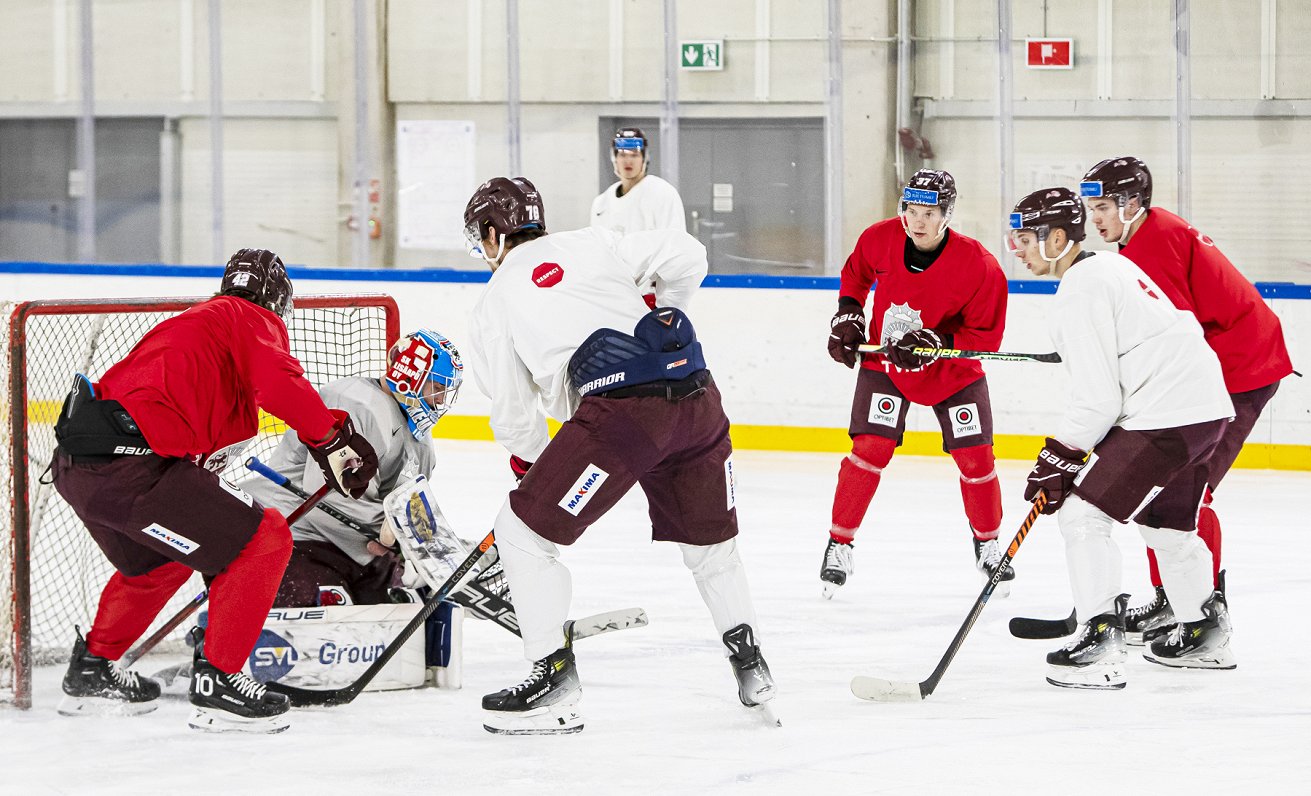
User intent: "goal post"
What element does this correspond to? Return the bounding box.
[1,294,400,709]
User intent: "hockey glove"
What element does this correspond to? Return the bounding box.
[303,409,380,499]
[510,455,534,483]
[828,298,867,368]
[887,328,948,371]
[1023,438,1087,515]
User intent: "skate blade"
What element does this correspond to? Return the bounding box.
[57,694,159,717]
[1125,632,1146,647]
[1142,649,1237,670]
[748,701,781,728]
[187,707,291,734]
[1045,662,1127,690]
[483,700,584,735]
[821,581,841,600]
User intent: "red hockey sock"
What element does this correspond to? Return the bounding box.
[830,435,896,542]
[86,561,194,660]
[1197,493,1222,588]
[204,508,293,673]
[951,445,1002,540]
[1147,547,1162,588]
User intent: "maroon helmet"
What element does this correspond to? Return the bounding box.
[220,248,293,321]
[463,177,546,257]
[612,127,649,162]
[1010,187,1087,244]
[899,169,957,218]
[1080,156,1152,209]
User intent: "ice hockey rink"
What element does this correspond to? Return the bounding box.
[2,441,1307,794]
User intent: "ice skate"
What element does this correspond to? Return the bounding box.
[972,535,1015,598]
[820,537,854,600]
[57,627,161,717]
[723,623,780,727]
[482,645,583,735]
[1045,595,1128,690]
[1124,586,1175,646]
[188,654,291,734]
[1143,589,1235,670]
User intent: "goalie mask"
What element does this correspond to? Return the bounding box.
[898,169,957,239]
[384,330,463,440]
[1080,156,1152,244]
[220,248,294,322]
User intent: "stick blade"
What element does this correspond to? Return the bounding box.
[1008,609,1077,640]
[567,607,648,642]
[850,676,924,702]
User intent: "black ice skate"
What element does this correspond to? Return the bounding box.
[1143,588,1235,670]
[1124,586,1175,646]
[820,537,854,600]
[1045,595,1128,690]
[57,627,161,717]
[188,653,291,734]
[723,623,780,726]
[973,535,1016,598]
[482,644,583,735]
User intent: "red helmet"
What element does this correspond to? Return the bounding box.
[220,248,293,321]
[1010,187,1087,243]
[899,169,957,218]
[462,177,546,256]
[1080,156,1152,209]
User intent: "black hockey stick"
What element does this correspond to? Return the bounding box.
[851,494,1047,702]
[857,344,1061,364]
[121,482,333,668]
[1009,608,1077,640]
[264,529,496,707]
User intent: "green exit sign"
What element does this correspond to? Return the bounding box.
[680,40,723,71]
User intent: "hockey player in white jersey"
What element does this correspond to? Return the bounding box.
[464,176,775,734]
[1008,188,1235,689]
[241,329,460,605]
[591,127,687,236]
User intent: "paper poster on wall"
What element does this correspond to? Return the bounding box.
[397,121,476,251]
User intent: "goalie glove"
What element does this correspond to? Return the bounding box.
[303,409,379,499]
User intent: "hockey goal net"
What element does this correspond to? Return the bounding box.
[1,294,399,708]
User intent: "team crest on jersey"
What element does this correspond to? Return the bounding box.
[880,302,923,346]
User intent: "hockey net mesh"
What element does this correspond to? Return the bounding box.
[1,295,397,707]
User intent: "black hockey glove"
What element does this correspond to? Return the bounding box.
[1023,438,1087,514]
[828,297,867,368]
[510,455,533,483]
[887,328,949,371]
[303,409,379,499]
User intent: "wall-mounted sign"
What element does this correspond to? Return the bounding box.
[680,40,724,71]
[1026,38,1073,69]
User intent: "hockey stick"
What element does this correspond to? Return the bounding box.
[265,530,496,707]
[1009,608,1077,640]
[857,344,1061,364]
[850,493,1047,702]
[121,482,333,668]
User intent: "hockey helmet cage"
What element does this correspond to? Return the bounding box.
[384,329,463,440]
[220,248,293,321]
[463,176,546,259]
[612,127,649,162]
[899,169,957,219]
[1080,156,1152,209]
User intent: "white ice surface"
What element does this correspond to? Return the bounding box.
[4,441,1309,794]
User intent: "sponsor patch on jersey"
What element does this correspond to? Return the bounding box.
[868,393,903,427]
[1079,181,1104,198]
[218,477,254,507]
[140,523,200,555]
[725,456,737,510]
[949,402,982,438]
[558,465,609,516]
[532,262,564,288]
[902,187,939,206]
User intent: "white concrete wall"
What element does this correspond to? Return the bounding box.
[4,272,1307,448]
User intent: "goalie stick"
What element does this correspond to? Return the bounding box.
[850,494,1047,702]
[121,483,333,668]
[1009,608,1077,640]
[857,344,1062,364]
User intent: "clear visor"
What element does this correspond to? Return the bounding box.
[463,223,485,259]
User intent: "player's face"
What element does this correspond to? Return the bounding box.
[1009,230,1054,276]
[613,149,646,180]
[1085,197,1124,242]
[902,204,946,250]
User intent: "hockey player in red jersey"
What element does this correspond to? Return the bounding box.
[51,248,379,733]
[823,169,1010,599]
[1080,156,1294,646]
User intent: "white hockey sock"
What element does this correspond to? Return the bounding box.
[493,500,572,661]
[1057,495,1122,621]
[1138,524,1212,623]
[680,540,760,645]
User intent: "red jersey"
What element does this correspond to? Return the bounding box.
[839,219,1008,406]
[96,296,337,459]
[1120,208,1292,394]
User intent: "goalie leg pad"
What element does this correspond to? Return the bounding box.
[426,602,464,689]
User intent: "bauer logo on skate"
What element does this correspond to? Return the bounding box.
[140,523,200,555]
[868,394,902,427]
[532,262,564,288]
[950,403,981,438]
[559,465,609,516]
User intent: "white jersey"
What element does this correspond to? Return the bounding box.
[1049,251,1234,452]
[239,376,436,565]
[590,175,687,234]
[469,226,708,460]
